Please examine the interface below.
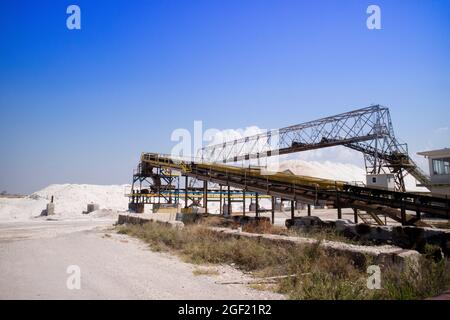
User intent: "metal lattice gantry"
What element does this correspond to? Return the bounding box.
[200,105,430,192]
[129,161,180,206]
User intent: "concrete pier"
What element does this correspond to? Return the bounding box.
[86,203,99,213]
[222,203,232,216]
[46,203,55,215]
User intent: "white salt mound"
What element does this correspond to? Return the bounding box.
[30,184,131,214]
[279,160,365,183]
[0,184,130,222]
[279,159,424,192]
[0,197,49,221]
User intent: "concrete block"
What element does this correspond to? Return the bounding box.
[232,215,271,226]
[176,212,203,224]
[153,203,179,213]
[46,203,55,215]
[295,216,450,256]
[86,203,99,213]
[181,206,206,214]
[222,204,232,216]
[210,226,421,271]
[285,216,333,229]
[128,203,144,213]
[117,213,184,229]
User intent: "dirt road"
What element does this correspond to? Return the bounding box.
[0,218,283,300]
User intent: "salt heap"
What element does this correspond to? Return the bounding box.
[30,184,131,215]
[288,159,424,192]
[0,184,130,221]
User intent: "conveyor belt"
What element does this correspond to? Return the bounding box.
[140,153,450,225]
[126,191,271,199]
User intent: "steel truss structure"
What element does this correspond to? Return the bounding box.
[129,160,269,213]
[133,153,450,226]
[200,105,430,191]
[129,161,179,210]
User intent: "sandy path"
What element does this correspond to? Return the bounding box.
[0,219,283,300]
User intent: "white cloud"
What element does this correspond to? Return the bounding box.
[435,127,449,133]
[287,146,365,168]
[208,126,265,145]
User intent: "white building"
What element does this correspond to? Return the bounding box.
[366,173,395,191]
[417,148,450,196]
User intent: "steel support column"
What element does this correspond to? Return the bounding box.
[271,196,275,225]
[184,175,188,208]
[353,208,358,223]
[243,190,246,217]
[203,180,208,214]
[219,185,223,215]
[255,193,259,218]
[227,185,231,216]
[291,201,295,220]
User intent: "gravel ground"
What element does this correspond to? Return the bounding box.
[0,218,284,300]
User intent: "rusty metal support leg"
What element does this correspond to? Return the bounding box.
[415,198,421,221]
[271,196,275,225]
[168,170,173,204]
[353,208,358,223]
[184,175,188,208]
[243,189,246,217]
[291,200,295,220]
[401,200,406,225]
[219,185,223,215]
[227,185,231,216]
[307,204,311,216]
[157,184,161,204]
[336,192,342,219]
[255,193,259,218]
[203,180,208,214]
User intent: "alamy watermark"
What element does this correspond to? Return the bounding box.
[66,5,81,30]
[367,5,381,30]
[366,265,381,289]
[169,121,282,174]
[65,5,380,31]
[66,265,81,290]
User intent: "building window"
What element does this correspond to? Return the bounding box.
[432,158,450,175]
[372,177,377,183]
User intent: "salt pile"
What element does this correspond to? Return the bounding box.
[30,184,131,214]
[0,197,49,221]
[279,159,424,192]
[0,184,130,222]
[279,159,366,183]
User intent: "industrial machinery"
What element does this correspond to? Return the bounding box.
[129,106,449,225]
[200,105,430,192]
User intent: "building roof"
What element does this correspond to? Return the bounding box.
[417,148,450,158]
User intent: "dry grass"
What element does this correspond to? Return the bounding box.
[200,215,372,245]
[429,220,450,230]
[192,267,220,276]
[241,219,286,235]
[117,222,450,300]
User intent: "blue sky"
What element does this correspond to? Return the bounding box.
[1,0,449,194]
